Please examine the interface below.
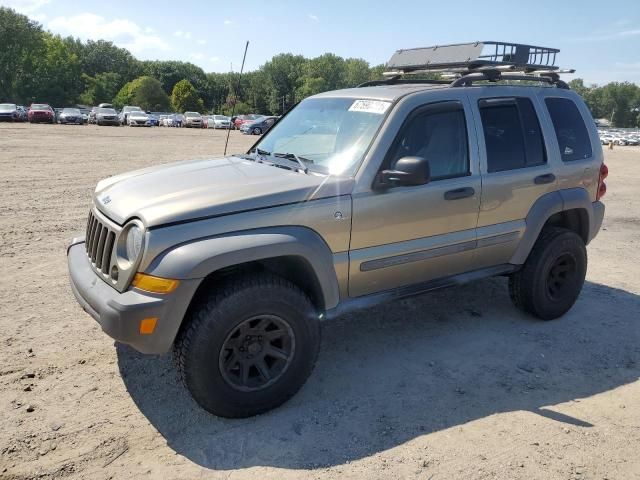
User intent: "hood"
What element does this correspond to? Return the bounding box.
[94,155,354,227]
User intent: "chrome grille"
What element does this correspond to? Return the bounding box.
[85,211,116,275]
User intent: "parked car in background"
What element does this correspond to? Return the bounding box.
[147,113,160,127]
[209,115,232,129]
[184,111,203,128]
[88,107,98,124]
[240,115,278,135]
[128,110,152,127]
[173,113,184,127]
[233,114,260,130]
[58,108,84,125]
[78,107,90,124]
[16,105,28,121]
[95,107,120,126]
[0,103,20,122]
[28,104,55,123]
[119,106,143,125]
[598,128,640,146]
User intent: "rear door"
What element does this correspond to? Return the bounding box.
[466,88,556,268]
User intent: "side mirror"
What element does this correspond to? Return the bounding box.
[375,156,431,189]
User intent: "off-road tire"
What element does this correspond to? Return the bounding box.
[174,273,320,418]
[509,227,587,320]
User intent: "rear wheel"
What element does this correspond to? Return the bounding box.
[174,273,320,418]
[509,227,587,320]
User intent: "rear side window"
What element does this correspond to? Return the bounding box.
[545,97,592,161]
[479,97,546,173]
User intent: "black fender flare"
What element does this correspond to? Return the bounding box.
[510,188,603,265]
[144,226,341,309]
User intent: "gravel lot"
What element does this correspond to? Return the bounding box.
[1,123,639,480]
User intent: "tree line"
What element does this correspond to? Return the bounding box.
[2,7,639,125]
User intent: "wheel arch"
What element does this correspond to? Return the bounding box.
[510,188,600,265]
[145,226,341,312]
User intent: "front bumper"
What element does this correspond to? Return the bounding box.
[30,116,52,122]
[97,118,120,125]
[67,240,201,354]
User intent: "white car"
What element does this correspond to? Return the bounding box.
[128,111,151,127]
[208,115,232,129]
[119,105,143,125]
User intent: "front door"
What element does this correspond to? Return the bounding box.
[349,97,481,297]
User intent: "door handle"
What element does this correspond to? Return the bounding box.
[444,187,475,200]
[534,173,556,185]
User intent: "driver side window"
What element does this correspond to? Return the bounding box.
[388,102,469,181]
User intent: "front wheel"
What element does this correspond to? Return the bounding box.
[509,227,587,320]
[252,127,262,135]
[174,273,320,418]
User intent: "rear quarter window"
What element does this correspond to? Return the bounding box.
[544,98,593,162]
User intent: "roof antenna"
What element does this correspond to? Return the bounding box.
[224,41,249,156]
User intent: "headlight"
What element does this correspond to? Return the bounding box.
[117,220,145,268]
[126,224,143,261]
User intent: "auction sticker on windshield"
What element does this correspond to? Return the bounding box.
[348,99,391,115]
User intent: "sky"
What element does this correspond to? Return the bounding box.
[2,0,639,85]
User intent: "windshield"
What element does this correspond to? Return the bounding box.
[31,104,49,110]
[185,112,201,117]
[252,97,390,175]
[0,104,16,111]
[214,115,228,120]
[124,106,142,113]
[97,108,116,114]
[63,108,81,114]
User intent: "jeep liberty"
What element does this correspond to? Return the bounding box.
[68,42,606,417]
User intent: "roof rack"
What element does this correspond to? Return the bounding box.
[357,41,574,89]
[386,41,560,74]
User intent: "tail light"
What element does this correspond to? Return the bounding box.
[597,163,608,200]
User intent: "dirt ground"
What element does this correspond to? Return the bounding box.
[0,123,639,480]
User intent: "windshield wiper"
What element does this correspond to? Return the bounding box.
[247,148,311,174]
[273,152,313,174]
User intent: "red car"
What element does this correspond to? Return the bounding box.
[28,103,55,124]
[233,114,260,130]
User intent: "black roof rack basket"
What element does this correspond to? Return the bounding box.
[385,41,560,74]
